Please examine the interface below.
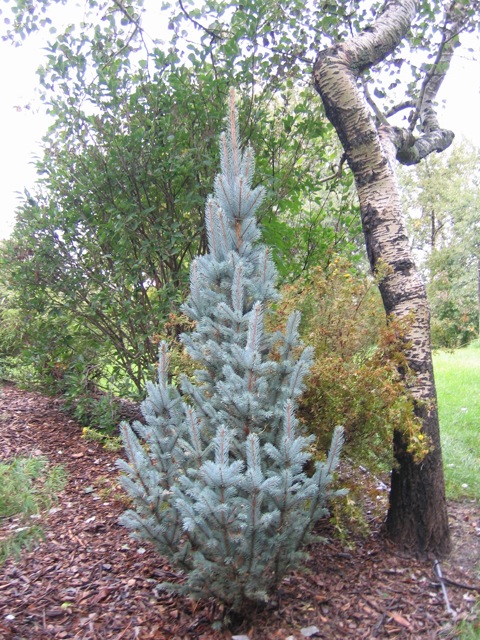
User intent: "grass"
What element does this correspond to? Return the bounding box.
[0,456,66,564]
[428,346,480,640]
[81,425,123,451]
[453,612,480,640]
[434,342,480,502]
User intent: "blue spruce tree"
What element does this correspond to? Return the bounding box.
[117,89,345,612]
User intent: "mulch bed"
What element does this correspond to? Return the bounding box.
[0,383,478,639]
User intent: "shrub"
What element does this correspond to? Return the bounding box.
[276,259,426,467]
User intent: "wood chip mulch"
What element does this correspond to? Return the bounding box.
[0,383,478,639]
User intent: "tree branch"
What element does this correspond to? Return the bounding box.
[389,1,477,165]
[385,100,416,118]
[177,0,221,40]
[314,0,420,155]
[408,1,464,134]
[387,125,454,165]
[362,78,390,126]
[317,153,347,184]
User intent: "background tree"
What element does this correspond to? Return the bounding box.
[401,141,480,348]
[0,22,361,408]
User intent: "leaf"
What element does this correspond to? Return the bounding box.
[387,611,412,630]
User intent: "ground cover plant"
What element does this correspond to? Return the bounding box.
[0,455,66,565]
[434,342,480,502]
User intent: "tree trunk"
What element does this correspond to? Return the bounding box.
[313,0,451,556]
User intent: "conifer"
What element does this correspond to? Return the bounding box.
[117,90,345,612]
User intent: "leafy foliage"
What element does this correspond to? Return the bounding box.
[117,94,345,613]
[6,0,467,413]
[0,281,27,382]
[1,0,367,409]
[274,258,427,466]
[401,142,480,348]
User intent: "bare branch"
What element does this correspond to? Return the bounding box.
[317,153,347,184]
[178,0,221,40]
[412,0,480,142]
[408,3,464,133]
[111,0,142,31]
[109,0,152,68]
[385,100,416,118]
[388,1,478,165]
[362,78,390,126]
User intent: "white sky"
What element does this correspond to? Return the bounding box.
[0,17,479,241]
[0,31,47,240]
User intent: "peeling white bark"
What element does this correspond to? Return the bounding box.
[313,0,451,555]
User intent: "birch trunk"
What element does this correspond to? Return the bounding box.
[313,0,451,556]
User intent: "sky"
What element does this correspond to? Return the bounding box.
[0,32,47,240]
[0,13,479,241]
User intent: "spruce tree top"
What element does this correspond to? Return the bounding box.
[180,88,313,447]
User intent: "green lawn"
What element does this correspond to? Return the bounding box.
[434,343,480,502]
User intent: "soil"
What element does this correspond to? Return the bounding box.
[0,383,478,640]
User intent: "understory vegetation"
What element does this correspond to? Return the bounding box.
[277,259,426,467]
[0,0,477,470]
[0,253,438,471]
[0,456,66,565]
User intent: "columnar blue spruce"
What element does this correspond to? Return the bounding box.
[117,90,345,612]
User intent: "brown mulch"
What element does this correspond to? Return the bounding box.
[0,384,478,640]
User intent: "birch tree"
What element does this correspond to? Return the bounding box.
[314,0,479,556]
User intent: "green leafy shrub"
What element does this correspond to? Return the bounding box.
[276,258,426,467]
[0,283,29,382]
